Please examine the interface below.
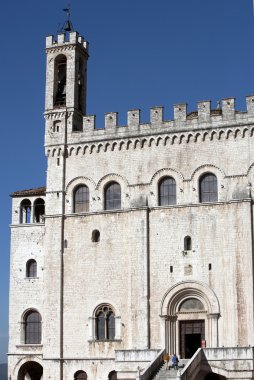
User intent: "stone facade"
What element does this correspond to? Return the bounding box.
[8,30,254,380]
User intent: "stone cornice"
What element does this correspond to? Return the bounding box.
[45,123,254,158]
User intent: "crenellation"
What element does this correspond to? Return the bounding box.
[83,115,96,131]
[198,100,211,123]
[105,112,118,129]
[45,31,89,53]
[174,103,187,122]
[57,33,65,44]
[46,35,54,48]
[69,31,78,44]
[127,109,140,129]
[246,95,254,115]
[150,106,164,127]
[222,97,235,120]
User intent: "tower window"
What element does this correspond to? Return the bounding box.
[33,198,45,223]
[199,173,218,203]
[26,259,37,278]
[23,310,42,344]
[158,177,176,206]
[184,236,192,251]
[73,185,89,213]
[54,55,67,107]
[105,182,121,210]
[20,199,32,224]
[96,305,115,340]
[78,58,84,112]
[92,230,100,243]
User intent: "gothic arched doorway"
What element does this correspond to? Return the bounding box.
[160,281,220,358]
[17,361,43,380]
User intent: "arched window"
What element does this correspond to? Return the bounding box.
[158,177,176,206]
[20,199,32,224]
[108,371,117,380]
[26,259,37,278]
[74,185,89,213]
[96,305,115,340]
[24,310,42,344]
[105,182,121,210]
[74,370,87,380]
[54,54,67,107]
[184,236,192,251]
[199,173,218,203]
[33,198,45,223]
[92,230,100,243]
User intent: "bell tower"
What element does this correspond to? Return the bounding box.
[44,31,89,134]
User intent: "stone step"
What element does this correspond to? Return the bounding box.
[152,360,189,380]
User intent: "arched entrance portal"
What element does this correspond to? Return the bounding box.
[161,281,220,358]
[18,361,43,380]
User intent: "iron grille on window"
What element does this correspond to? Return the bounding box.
[74,185,89,213]
[96,305,115,340]
[199,173,218,203]
[26,259,37,278]
[105,182,121,210]
[159,177,176,206]
[24,310,41,344]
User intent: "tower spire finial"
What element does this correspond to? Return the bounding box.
[62,4,74,32]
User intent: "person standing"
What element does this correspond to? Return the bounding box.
[172,353,179,370]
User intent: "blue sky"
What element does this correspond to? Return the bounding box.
[0,0,254,363]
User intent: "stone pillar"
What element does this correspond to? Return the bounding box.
[168,315,177,355]
[88,317,96,340]
[207,313,220,348]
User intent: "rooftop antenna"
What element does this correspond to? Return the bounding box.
[62,5,74,32]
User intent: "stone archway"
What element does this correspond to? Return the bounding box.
[17,361,43,380]
[160,281,220,357]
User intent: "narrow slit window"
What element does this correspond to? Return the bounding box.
[92,230,100,243]
[184,236,192,251]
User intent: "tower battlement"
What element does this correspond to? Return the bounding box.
[46,31,89,52]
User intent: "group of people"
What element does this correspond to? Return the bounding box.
[163,353,179,370]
